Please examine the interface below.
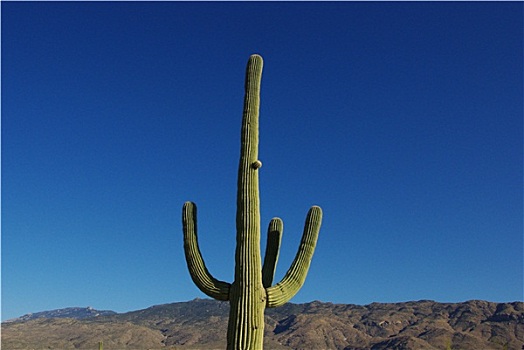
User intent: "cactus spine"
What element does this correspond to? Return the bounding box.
[182,54,322,350]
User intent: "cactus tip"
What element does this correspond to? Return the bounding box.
[249,54,264,64]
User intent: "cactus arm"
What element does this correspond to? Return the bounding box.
[262,218,283,288]
[182,201,231,301]
[265,206,322,308]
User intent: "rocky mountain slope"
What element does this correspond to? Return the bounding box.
[2,299,523,349]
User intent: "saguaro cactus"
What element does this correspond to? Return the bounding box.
[182,54,322,350]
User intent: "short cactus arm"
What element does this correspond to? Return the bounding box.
[262,218,283,288]
[265,206,322,308]
[182,201,231,301]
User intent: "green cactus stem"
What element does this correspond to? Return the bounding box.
[262,218,283,288]
[182,54,323,350]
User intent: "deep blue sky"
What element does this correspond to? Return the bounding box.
[2,2,522,321]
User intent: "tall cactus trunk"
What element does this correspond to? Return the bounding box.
[227,55,265,349]
[182,54,323,350]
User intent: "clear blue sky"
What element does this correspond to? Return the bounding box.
[2,2,522,321]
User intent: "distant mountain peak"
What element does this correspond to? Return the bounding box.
[5,306,116,323]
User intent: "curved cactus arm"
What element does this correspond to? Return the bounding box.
[265,206,322,308]
[182,201,231,301]
[262,217,283,288]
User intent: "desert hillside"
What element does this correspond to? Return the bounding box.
[2,299,523,349]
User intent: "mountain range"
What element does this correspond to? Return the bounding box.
[4,306,117,323]
[2,298,523,349]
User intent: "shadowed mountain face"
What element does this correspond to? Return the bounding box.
[2,299,523,349]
